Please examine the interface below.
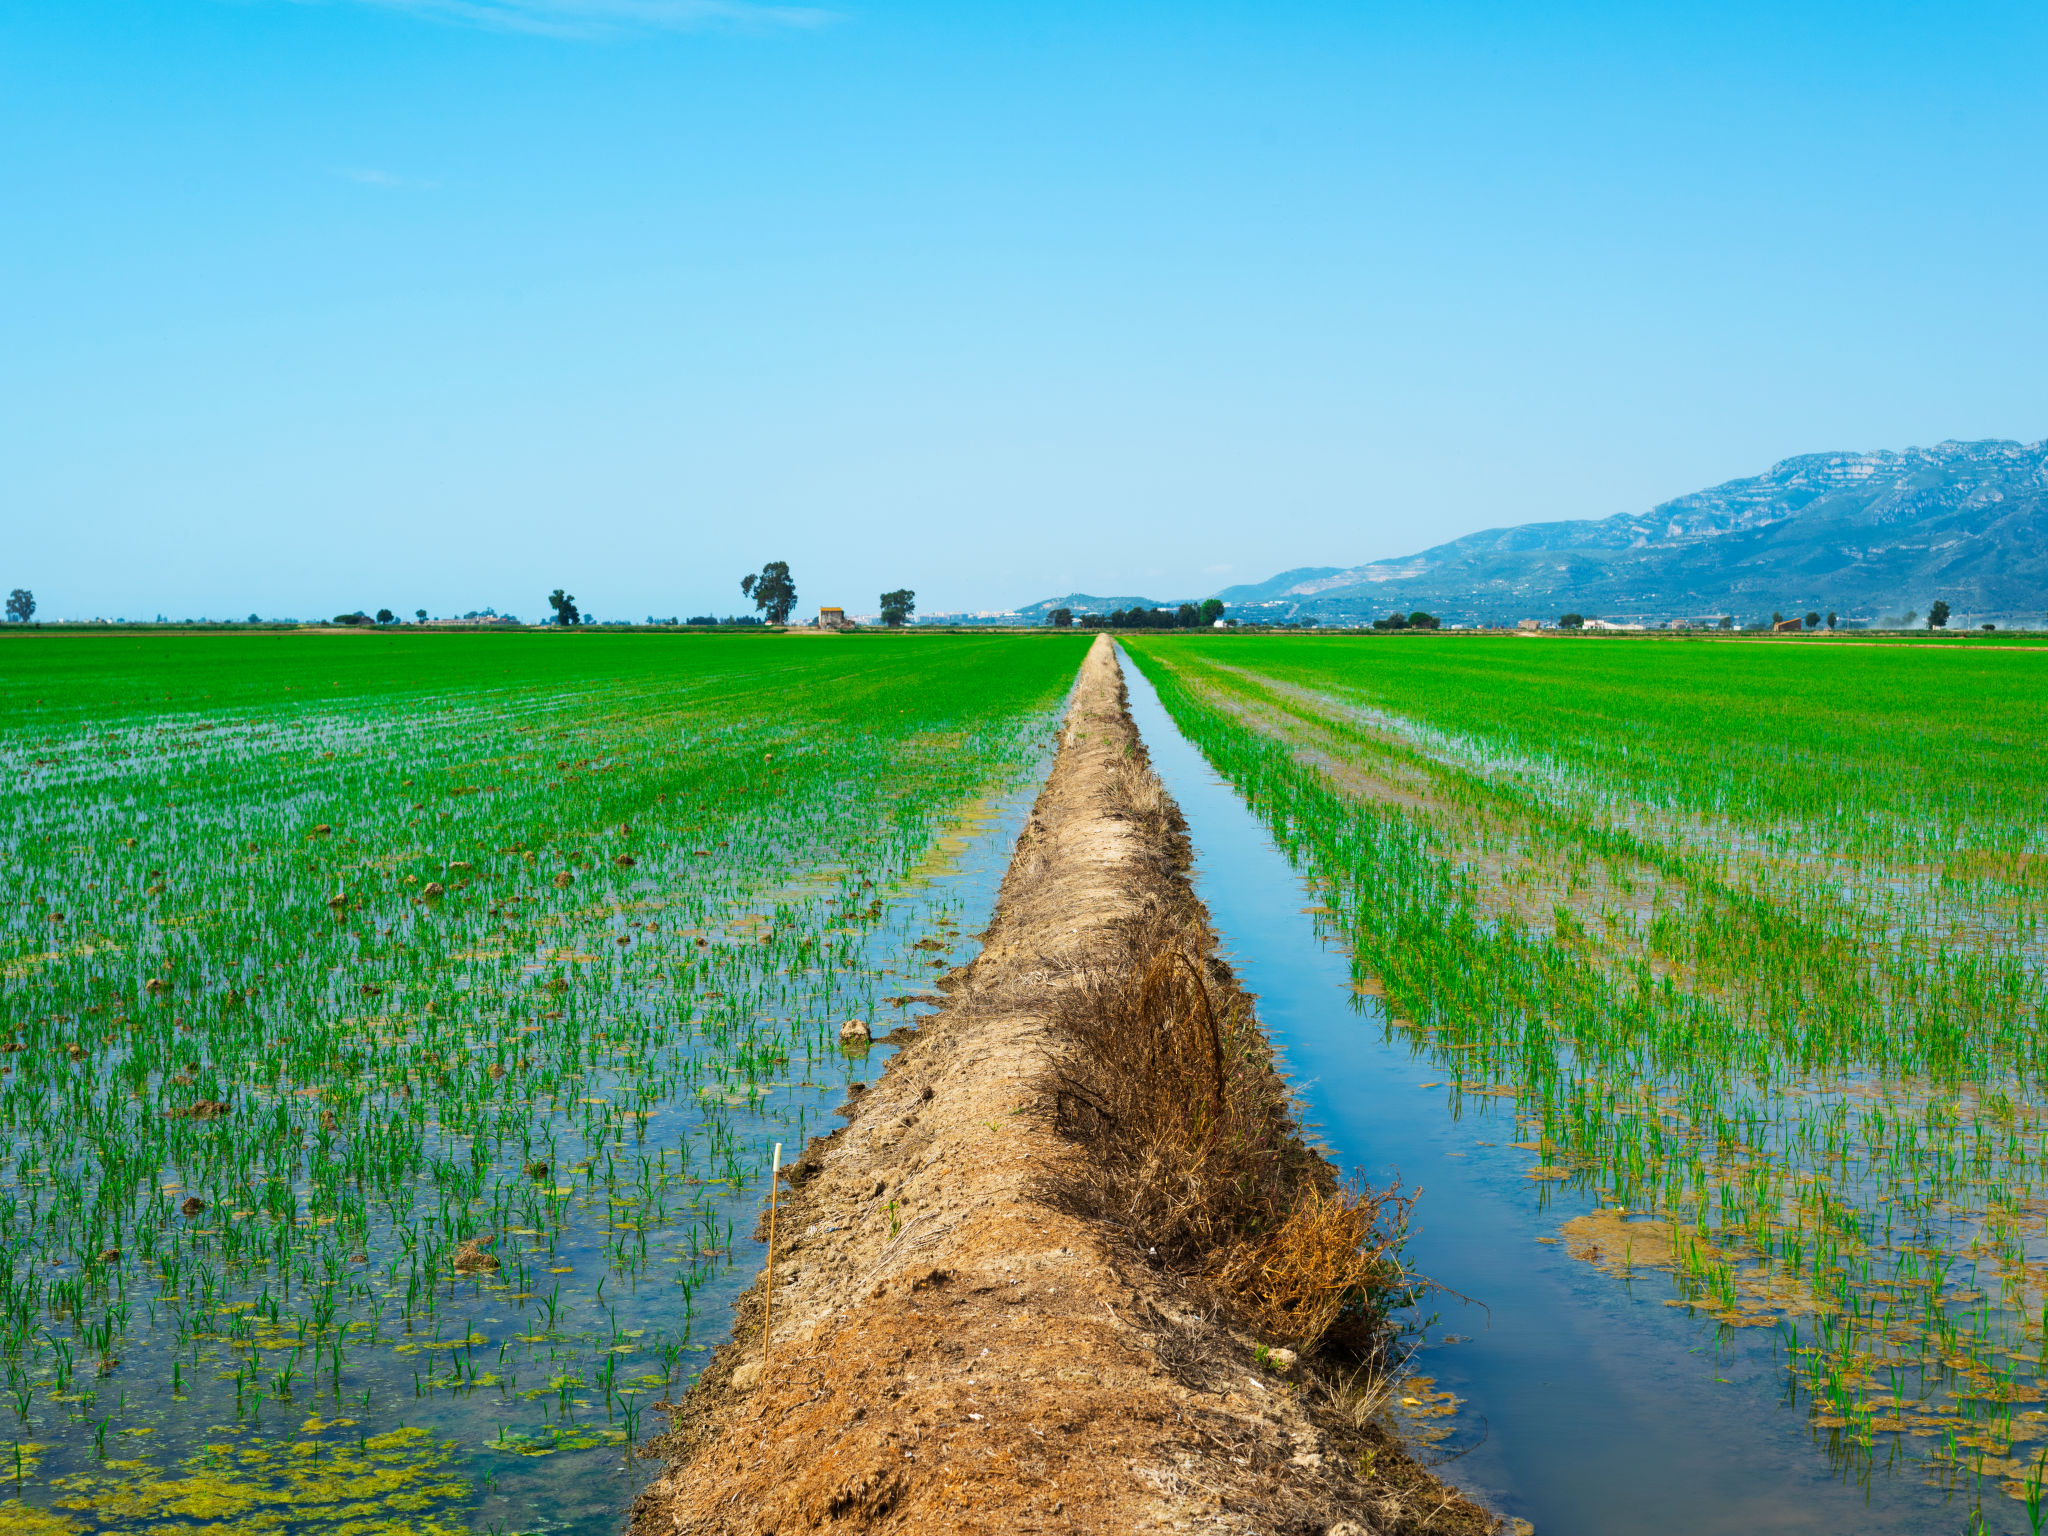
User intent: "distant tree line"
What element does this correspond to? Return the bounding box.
[1059,600,1226,630]
[57,573,2019,638]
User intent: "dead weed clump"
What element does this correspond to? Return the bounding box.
[1215,1179,1413,1354]
[1051,918,1413,1356]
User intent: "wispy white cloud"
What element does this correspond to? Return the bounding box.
[336,167,439,188]
[334,0,835,38]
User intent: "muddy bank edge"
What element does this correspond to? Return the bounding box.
[631,634,1496,1536]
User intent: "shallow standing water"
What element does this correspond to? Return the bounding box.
[0,760,1051,1536]
[446,768,1053,1532]
[1119,649,1998,1536]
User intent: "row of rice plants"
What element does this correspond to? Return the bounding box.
[1123,634,2048,1515]
[0,632,1085,1534]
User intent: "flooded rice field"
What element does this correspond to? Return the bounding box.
[1122,635,2048,1535]
[10,626,2044,1535]
[0,632,1082,1535]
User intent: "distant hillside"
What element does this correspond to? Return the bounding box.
[1206,438,2048,626]
[1012,592,1188,621]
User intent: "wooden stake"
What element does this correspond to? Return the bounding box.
[764,1142,783,1367]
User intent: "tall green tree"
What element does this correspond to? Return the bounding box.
[879,589,916,627]
[5,589,33,623]
[741,562,797,624]
[547,589,580,626]
[1928,599,1951,629]
[1198,598,1225,624]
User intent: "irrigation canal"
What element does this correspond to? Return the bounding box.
[1118,646,1985,1536]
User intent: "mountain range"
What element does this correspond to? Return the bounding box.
[1022,438,2048,626]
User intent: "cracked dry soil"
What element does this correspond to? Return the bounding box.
[632,635,1497,1536]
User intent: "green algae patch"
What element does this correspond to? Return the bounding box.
[484,1421,627,1457]
[28,1426,471,1535]
[0,1502,81,1536]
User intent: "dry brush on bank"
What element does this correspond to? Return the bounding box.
[1044,832,1414,1363]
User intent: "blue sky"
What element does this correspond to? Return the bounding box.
[4,0,2044,622]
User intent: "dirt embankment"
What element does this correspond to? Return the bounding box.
[633,635,1495,1536]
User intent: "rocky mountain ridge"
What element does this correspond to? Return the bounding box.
[1023,438,2048,626]
[1216,438,2048,625]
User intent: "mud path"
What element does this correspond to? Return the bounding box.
[632,636,1493,1536]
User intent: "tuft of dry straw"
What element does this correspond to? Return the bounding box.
[1049,917,1412,1356]
[1211,1181,1412,1352]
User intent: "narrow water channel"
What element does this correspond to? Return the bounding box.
[1119,649,1988,1536]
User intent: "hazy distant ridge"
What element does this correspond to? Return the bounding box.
[1011,592,1192,620]
[1179,438,2048,625]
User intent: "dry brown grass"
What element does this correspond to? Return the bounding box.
[1050,929,1294,1247]
[1215,1179,1413,1352]
[1049,926,1412,1353]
